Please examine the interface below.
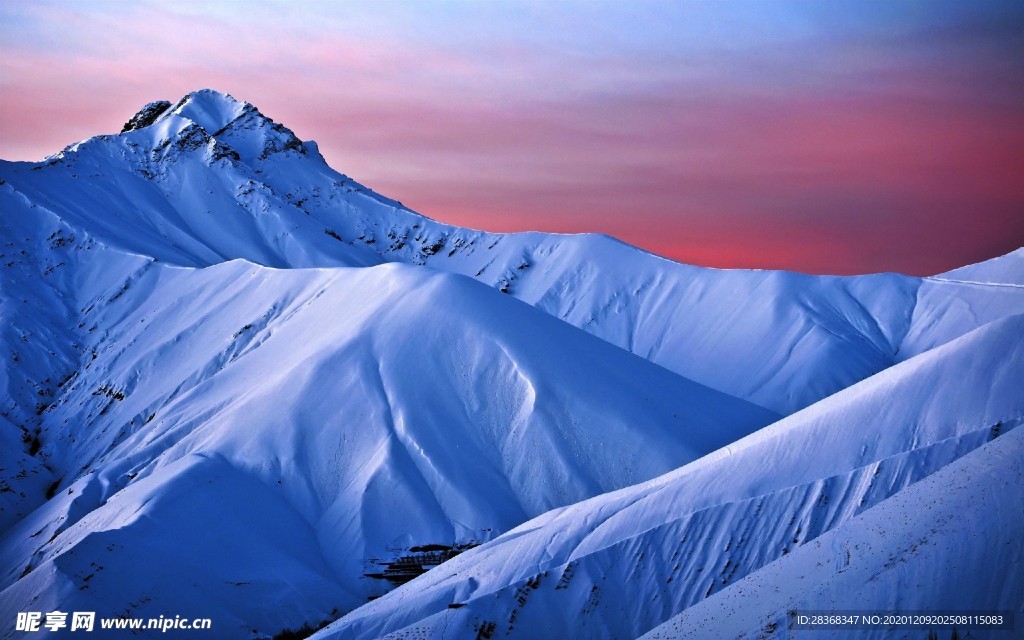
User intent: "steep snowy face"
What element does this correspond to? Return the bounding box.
[639,425,1024,640]
[312,315,1024,640]
[166,89,251,134]
[3,89,1022,414]
[0,184,158,533]
[158,89,311,164]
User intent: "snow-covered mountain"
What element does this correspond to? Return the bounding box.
[6,90,1019,416]
[310,314,1024,639]
[1,165,777,636]
[1,89,1021,639]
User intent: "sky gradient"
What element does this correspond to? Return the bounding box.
[1,0,1022,275]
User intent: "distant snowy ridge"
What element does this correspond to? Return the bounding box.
[936,247,1024,286]
[4,90,1020,415]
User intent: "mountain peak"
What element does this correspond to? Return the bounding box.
[118,90,251,137]
[168,89,252,136]
[113,89,308,164]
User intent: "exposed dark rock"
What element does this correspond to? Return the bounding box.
[363,542,478,586]
[121,101,172,133]
[209,140,240,163]
[174,124,210,153]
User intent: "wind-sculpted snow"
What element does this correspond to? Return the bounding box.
[0,209,773,636]
[4,90,1020,414]
[312,316,1024,640]
[0,187,155,532]
[640,424,1024,640]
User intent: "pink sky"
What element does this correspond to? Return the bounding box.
[1,1,1022,275]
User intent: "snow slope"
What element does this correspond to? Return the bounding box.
[313,314,1024,640]
[4,90,1020,414]
[937,247,1024,286]
[639,424,1024,640]
[0,186,773,637]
